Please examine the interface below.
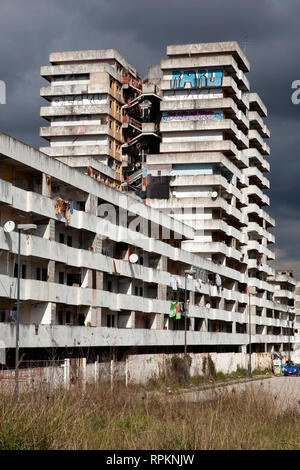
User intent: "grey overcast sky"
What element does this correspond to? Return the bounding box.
[0,0,299,276]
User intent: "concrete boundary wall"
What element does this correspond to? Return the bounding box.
[1,352,300,392]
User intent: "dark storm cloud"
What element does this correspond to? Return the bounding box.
[0,0,300,275]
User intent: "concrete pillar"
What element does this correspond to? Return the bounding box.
[48,219,55,241]
[130,311,136,329]
[47,218,56,324]
[189,290,195,306]
[48,302,56,325]
[94,360,99,383]
[125,358,129,387]
[81,357,87,391]
[42,173,51,198]
[110,359,114,390]
[47,260,55,282]
[89,307,102,327]
[64,358,70,389]
[157,255,167,329]
[247,304,256,335]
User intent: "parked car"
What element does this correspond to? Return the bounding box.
[282,360,300,376]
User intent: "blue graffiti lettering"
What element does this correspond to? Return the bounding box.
[181,70,197,88]
[170,70,181,89]
[207,69,223,87]
[197,70,207,87]
[170,69,223,89]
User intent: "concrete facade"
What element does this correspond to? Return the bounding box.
[40,50,142,191]
[0,41,298,366]
[0,126,296,363]
[144,42,295,354]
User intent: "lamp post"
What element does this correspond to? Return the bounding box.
[14,224,37,402]
[184,268,196,388]
[287,308,294,362]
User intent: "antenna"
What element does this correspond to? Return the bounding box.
[4,221,15,233]
[243,35,249,53]
[129,253,139,264]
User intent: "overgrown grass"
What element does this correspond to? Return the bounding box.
[0,380,299,450]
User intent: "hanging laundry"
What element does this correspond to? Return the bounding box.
[55,197,63,215]
[9,310,16,323]
[216,274,222,287]
[175,302,181,319]
[65,205,71,221]
[170,275,178,291]
[70,200,74,215]
[180,302,185,315]
[176,275,183,288]
[55,198,71,221]
[4,309,9,323]
[169,301,177,318]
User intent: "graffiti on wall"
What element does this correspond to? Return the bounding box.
[162,111,223,122]
[170,69,223,89]
[52,94,105,106]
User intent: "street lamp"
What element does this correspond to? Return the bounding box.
[184,268,196,388]
[5,222,37,402]
[287,308,295,362]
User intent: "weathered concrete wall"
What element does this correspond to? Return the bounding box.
[126,352,273,384]
[2,351,299,392]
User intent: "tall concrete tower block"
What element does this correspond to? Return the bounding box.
[146,42,275,296]
[40,49,142,191]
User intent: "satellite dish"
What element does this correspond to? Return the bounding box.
[211,191,218,199]
[129,254,139,264]
[4,221,15,233]
[206,303,211,309]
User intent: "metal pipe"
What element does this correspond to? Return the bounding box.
[184,272,187,388]
[14,229,21,402]
[288,311,291,362]
[248,292,252,377]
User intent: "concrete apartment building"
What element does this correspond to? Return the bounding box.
[40,49,142,192]
[143,42,292,348]
[0,129,296,365]
[0,42,297,367]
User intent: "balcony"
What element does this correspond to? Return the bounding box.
[244,149,270,172]
[248,130,270,155]
[243,185,269,206]
[244,167,270,189]
[243,203,275,228]
[247,222,275,244]
[40,104,109,119]
[246,93,267,117]
[248,111,270,138]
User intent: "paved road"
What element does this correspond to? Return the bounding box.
[229,376,300,410]
[183,376,300,411]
